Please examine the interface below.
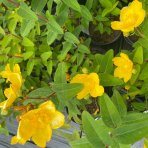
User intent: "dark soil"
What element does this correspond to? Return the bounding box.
[89,23,121,45]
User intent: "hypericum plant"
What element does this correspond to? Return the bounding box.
[111,0,146,36]
[0,0,148,148]
[89,0,120,35]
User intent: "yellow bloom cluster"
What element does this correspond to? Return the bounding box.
[70,73,104,99]
[111,0,146,36]
[0,64,22,113]
[113,53,133,82]
[11,101,65,148]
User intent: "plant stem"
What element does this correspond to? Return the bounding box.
[135,28,145,38]
[7,0,19,7]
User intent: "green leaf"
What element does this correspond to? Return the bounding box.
[102,1,119,17]
[133,46,143,64]
[77,53,84,66]
[58,42,72,61]
[78,44,90,54]
[47,0,53,14]
[99,49,113,74]
[111,89,127,117]
[31,0,47,12]
[82,111,109,148]
[27,86,53,98]
[55,129,80,143]
[0,127,9,136]
[99,73,124,86]
[70,137,93,148]
[86,0,93,10]
[122,113,148,125]
[27,59,35,75]
[100,94,122,128]
[52,83,83,100]
[23,99,43,105]
[112,120,148,144]
[131,102,146,111]
[64,32,80,44]
[47,16,63,34]
[41,51,52,66]
[119,144,131,148]
[20,19,35,37]
[54,62,67,84]
[130,64,141,85]
[139,63,148,80]
[17,2,38,21]
[22,37,34,47]
[80,5,92,21]
[47,30,58,45]
[0,26,5,35]
[62,0,81,12]
[140,79,148,94]
[1,34,12,48]
[8,18,17,34]
[47,60,52,76]
[111,7,120,16]
[99,0,112,8]
[23,51,34,60]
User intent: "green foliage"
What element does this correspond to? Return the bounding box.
[99,73,124,86]
[100,93,122,128]
[70,137,93,148]
[27,86,53,98]
[31,0,47,12]
[61,0,81,12]
[18,2,38,21]
[112,119,148,144]
[51,83,83,100]
[0,0,147,147]
[133,46,143,64]
[111,89,127,117]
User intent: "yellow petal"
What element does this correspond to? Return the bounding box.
[135,9,146,27]
[17,118,36,141]
[20,109,38,120]
[123,72,132,83]
[77,88,89,99]
[114,68,124,79]
[13,64,21,73]
[71,74,88,99]
[11,136,19,145]
[120,53,129,60]
[129,0,142,10]
[90,85,104,97]
[32,126,52,148]
[70,74,87,84]
[9,73,22,90]
[39,101,56,112]
[112,57,125,67]
[3,87,17,109]
[0,101,6,108]
[111,21,122,30]
[88,73,99,84]
[0,71,10,79]
[50,111,65,129]
[120,7,128,21]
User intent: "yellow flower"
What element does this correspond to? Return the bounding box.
[111,0,146,36]
[11,101,65,148]
[113,53,133,82]
[0,64,22,113]
[0,64,22,88]
[70,73,104,99]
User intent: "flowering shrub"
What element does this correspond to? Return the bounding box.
[0,0,148,148]
[111,0,146,36]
